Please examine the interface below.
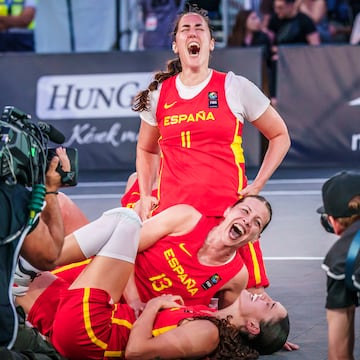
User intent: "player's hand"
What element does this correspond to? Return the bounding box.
[145,294,184,312]
[138,195,159,220]
[128,298,146,319]
[238,182,262,197]
[283,341,300,351]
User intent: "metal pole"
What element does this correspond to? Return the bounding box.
[66,0,75,52]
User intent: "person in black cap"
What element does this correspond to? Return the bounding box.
[317,170,360,360]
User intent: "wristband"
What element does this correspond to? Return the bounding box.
[45,191,59,195]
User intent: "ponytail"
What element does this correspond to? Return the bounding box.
[132,57,182,112]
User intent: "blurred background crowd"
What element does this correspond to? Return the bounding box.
[0,0,359,172]
[2,0,360,109]
[2,0,359,54]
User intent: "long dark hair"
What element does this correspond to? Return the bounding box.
[132,3,213,113]
[227,10,253,46]
[182,312,289,358]
[181,315,260,359]
[246,315,290,355]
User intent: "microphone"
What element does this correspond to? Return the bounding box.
[38,122,65,144]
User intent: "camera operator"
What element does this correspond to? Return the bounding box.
[0,148,70,360]
[14,147,67,270]
[317,171,360,360]
[0,106,72,359]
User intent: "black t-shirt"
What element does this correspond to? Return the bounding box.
[250,31,272,66]
[322,219,360,309]
[0,182,32,347]
[269,12,317,44]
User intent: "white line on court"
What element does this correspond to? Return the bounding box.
[261,190,320,195]
[75,181,127,187]
[68,190,321,200]
[69,194,123,199]
[264,257,324,260]
[74,178,328,188]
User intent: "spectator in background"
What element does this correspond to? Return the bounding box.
[297,0,332,42]
[267,0,320,104]
[228,10,271,54]
[349,0,360,20]
[350,12,360,44]
[0,0,36,52]
[138,0,185,50]
[326,0,353,42]
[268,0,321,45]
[260,0,275,33]
[227,10,275,102]
[190,0,222,19]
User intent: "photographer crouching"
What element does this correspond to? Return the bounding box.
[318,171,360,360]
[0,106,76,359]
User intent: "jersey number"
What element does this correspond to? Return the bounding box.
[149,273,172,292]
[181,131,191,148]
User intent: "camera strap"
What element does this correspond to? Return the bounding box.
[345,229,360,291]
[56,167,76,186]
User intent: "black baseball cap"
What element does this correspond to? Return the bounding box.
[317,171,360,218]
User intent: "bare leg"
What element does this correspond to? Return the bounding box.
[69,256,134,303]
[58,192,89,236]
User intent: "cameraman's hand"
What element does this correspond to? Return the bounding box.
[55,147,70,171]
[45,147,70,191]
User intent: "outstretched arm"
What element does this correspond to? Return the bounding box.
[123,270,146,318]
[239,105,290,197]
[125,295,219,360]
[139,204,201,252]
[136,120,161,220]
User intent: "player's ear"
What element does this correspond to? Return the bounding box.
[246,319,260,335]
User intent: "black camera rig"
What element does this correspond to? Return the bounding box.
[0,106,78,188]
[0,106,48,187]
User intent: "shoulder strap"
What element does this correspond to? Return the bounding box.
[345,229,360,291]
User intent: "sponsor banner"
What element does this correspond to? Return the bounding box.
[277,45,360,167]
[0,49,263,170]
[36,73,153,119]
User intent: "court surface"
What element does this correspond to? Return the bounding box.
[61,166,360,360]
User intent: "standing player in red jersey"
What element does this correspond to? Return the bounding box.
[132,4,290,295]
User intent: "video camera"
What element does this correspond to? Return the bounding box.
[0,106,78,187]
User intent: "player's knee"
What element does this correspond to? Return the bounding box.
[103,207,142,226]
